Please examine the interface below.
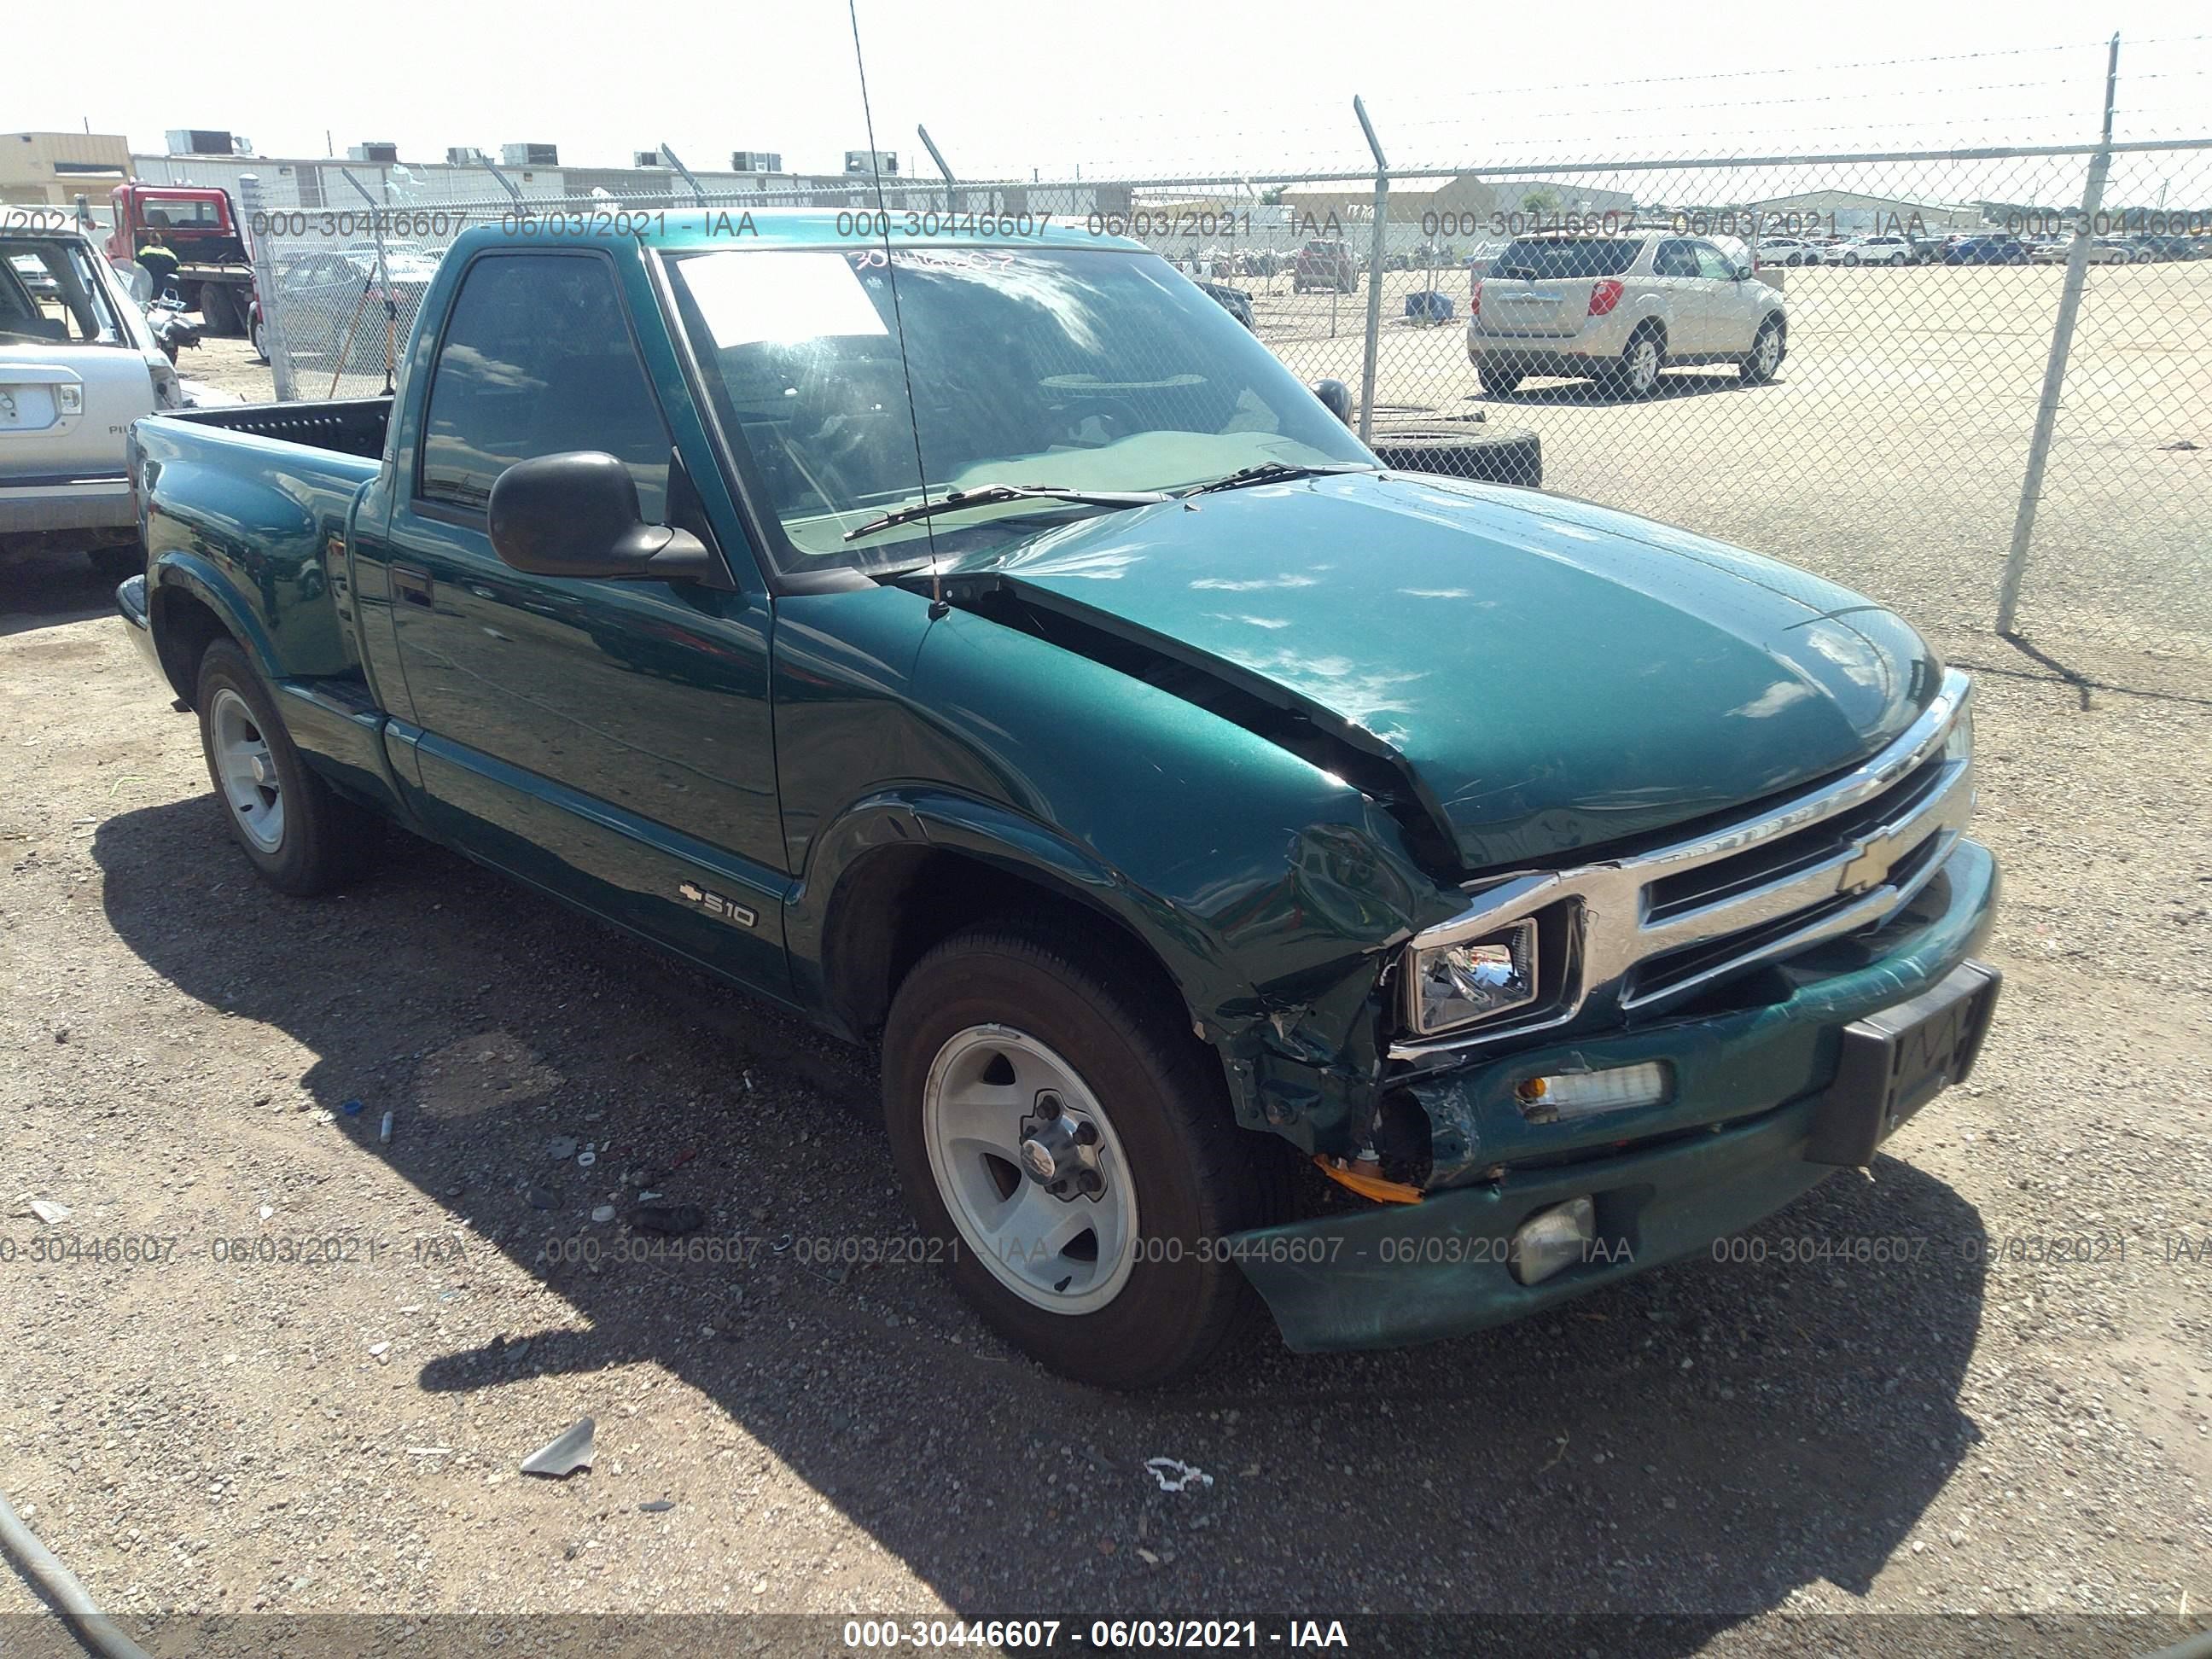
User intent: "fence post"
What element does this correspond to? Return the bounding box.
[917,125,959,216]
[235,172,297,404]
[659,144,710,206]
[1353,96,1388,445]
[1997,33,2121,634]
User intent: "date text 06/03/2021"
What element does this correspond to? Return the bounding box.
[840,1618,1352,1649]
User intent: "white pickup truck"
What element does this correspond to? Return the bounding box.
[3,211,186,578]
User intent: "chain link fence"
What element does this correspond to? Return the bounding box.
[241,99,2209,683]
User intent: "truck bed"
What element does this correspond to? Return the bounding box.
[168,397,392,462]
[135,399,392,682]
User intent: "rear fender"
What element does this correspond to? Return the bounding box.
[148,551,283,686]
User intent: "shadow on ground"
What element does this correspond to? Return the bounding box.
[0,551,123,639]
[91,795,1992,1639]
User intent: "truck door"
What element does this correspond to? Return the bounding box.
[370,247,791,997]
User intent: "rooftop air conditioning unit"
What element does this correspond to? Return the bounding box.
[164,129,236,157]
[502,143,559,168]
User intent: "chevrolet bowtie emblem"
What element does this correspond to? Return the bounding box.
[1838,839,1893,895]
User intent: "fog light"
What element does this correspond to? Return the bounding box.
[1517,1062,1669,1121]
[1511,1196,1595,1285]
[57,384,84,414]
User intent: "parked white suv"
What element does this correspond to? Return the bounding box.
[1466,232,1788,398]
[1841,236,1915,265]
[3,213,183,578]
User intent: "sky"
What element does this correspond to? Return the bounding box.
[13,0,2211,187]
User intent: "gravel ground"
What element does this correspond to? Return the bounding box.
[1,335,2208,1656]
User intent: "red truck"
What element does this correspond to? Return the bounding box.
[105,183,255,337]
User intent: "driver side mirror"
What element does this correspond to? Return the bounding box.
[487,451,726,587]
[1311,378,1353,426]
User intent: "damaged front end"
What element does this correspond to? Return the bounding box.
[1221,677,2000,1352]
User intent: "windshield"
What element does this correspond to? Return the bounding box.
[665,246,1372,570]
[0,236,129,346]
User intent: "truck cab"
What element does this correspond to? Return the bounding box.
[106,183,254,335]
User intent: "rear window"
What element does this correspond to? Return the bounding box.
[1493,237,1643,280]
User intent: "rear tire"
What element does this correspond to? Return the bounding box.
[195,640,375,895]
[1607,326,1664,399]
[250,311,268,364]
[882,920,1278,1389]
[1476,360,1525,396]
[198,282,238,335]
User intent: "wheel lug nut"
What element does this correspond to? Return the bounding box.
[1072,1121,1099,1147]
[1079,1171,1103,1196]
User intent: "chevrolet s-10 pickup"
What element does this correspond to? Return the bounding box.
[116,212,2000,1387]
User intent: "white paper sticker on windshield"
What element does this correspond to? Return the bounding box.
[678,251,889,350]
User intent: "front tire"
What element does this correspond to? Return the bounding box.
[195,640,374,895]
[882,921,1278,1389]
[1739,317,1785,385]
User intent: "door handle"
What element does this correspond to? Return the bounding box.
[393,566,434,608]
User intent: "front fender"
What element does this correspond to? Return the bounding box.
[785,785,1246,1031]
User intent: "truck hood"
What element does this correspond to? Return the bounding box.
[938,471,1941,871]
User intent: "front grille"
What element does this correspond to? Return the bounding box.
[1644,749,1948,925]
[1391,672,1976,1062]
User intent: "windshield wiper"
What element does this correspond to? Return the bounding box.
[1179,461,1377,498]
[842,483,1171,543]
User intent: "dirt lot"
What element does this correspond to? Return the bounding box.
[1250,259,2212,672]
[2,302,2209,1656]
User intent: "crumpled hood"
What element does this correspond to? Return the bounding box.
[941,471,1942,871]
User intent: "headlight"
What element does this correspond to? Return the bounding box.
[1944,698,1973,765]
[1409,919,1538,1035]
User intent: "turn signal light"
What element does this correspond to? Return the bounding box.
[1587,278,1625,317]
[1470,279,1482,317]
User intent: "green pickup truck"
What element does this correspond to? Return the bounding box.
[115,212,1999,1388]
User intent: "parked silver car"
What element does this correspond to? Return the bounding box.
[1466,232,1788,398]
[3,218,184,577]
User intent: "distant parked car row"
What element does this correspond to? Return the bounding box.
[1750,230,2209,269]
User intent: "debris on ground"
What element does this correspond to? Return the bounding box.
[638,1499,674,1514]
[379,1110,393,1145]
[631,1204,705,1237]
[590,1205,616,1224]
[520,1418,595,1479]
[547,1136,579,1161]
[17,1198,72,1226]
[1144,1458,1215,1493]
[341,1098,364,1116]
[527,1185,559,1211]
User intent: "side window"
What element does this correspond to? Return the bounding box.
[419,253,670,520]
[1691,242,1739,280]
[1653,240,1699,278]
